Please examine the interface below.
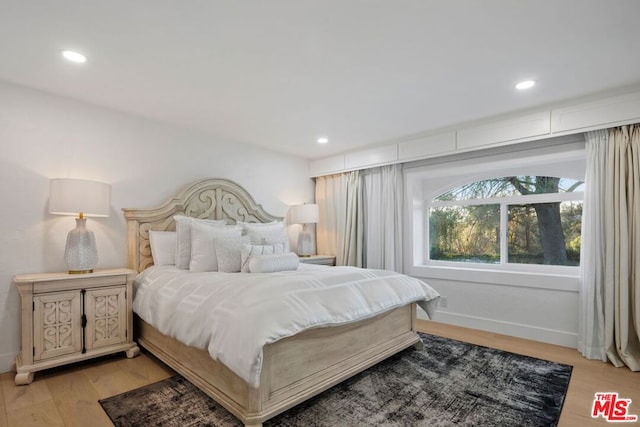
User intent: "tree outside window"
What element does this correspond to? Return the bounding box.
[428,176,583,267]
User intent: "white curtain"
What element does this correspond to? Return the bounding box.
[579,129,608,361]
[362,164,403,271]
[315,171,363,267]
[316,165,403,269]
[340,171,364,267]
[580,125,640,371]
[315,173,340,259]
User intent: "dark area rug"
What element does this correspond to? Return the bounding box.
[99,333,572,426]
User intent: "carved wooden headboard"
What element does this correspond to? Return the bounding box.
[122,178,283,272]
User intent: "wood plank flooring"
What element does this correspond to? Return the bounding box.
[0,352,174,427]
[0,321,638,426]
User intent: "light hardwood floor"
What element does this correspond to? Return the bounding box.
[1,321,638,427]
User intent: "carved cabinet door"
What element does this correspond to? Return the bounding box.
[33,291,82,361]
[84,286,127,350]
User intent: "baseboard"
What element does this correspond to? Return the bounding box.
[423,311,578,349]
[0,352,16,375]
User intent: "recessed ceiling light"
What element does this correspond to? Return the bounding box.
[317,137,329,144]
[515,80,535,90]
[61,50,87,63]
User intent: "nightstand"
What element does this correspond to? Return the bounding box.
[299,255,336,266]
[13,268,140,385]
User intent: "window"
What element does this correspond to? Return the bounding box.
[429,176,583,267]
[404,137,587,281]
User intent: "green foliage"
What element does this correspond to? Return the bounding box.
[507,249,580,266]
[429,204,499,260]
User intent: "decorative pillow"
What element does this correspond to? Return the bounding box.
[240,242,287,272]
[174,215,227,269]
[148,230,176,265]
[189,222,242,272]
[215,236,247,273]
[238,221,289,251]
[249,252,300,273]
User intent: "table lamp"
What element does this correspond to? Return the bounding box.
[49,178,111,273]
[289,203,319,257]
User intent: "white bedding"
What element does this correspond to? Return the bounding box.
[133,264,440,387]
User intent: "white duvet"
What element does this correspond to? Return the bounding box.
[133,264,440,387]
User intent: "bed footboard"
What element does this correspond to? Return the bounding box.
[134,303,419,426]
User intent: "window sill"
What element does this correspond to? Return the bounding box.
[408,264,579,292]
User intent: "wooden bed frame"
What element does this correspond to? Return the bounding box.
[123,178,422,426]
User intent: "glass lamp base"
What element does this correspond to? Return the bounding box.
[64,218,98,274]
[297,225,315,257]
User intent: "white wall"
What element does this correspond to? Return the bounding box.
[0,81,314,373]
[414,272,580,347]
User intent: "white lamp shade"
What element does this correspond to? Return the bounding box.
[289,203,319,224]
[49,178,111,217]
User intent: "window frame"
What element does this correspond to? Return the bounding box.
[404,138,586,284]
[428,188,583,273]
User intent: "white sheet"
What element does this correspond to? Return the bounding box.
[133,264,440,387]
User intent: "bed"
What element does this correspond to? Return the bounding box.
[123,178,438,426]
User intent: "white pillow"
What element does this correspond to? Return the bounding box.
[238,221,289,250]
[148,230,176,265]
[249,252,300,273]
[174,215,227,269]
[189,222,242,272]
[215,236,246,273]
[240,242,287,273]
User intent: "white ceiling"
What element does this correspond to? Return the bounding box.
[1,1,639,160]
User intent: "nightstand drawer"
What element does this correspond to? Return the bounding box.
[33,274,128,293]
